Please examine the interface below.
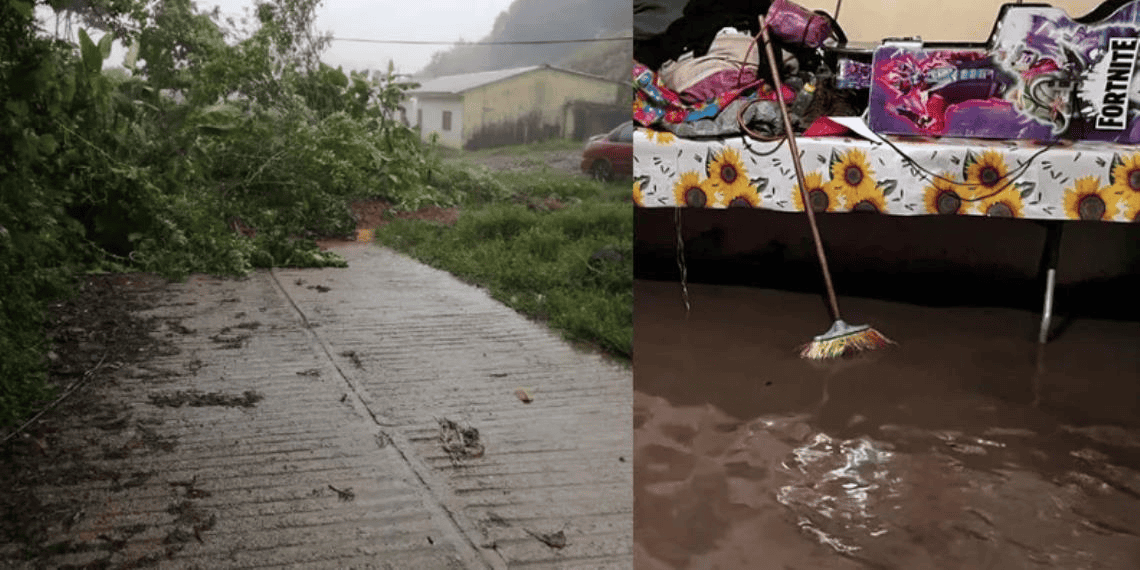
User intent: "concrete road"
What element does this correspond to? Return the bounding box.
[7,242,631,569]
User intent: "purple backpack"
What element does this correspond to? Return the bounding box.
[766,0,841,49]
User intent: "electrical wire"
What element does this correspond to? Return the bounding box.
[329,36,632,46]
[874,134,1061,203]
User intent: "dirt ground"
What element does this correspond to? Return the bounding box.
[0,273,175,565]
[350,199,461,230]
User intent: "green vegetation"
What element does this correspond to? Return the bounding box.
[1,0,632,429]
[374,168,633,362]
[442,138,586,158]
[0,0,469,427]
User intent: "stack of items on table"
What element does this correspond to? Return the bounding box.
[633,0,870,138]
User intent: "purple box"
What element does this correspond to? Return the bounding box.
[868,0,1140,142]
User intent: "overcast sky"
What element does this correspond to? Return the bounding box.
[202,0,519,75]
[38,0,519,76]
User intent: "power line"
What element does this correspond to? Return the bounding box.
[329,36,632,46]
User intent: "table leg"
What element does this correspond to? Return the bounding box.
[1037,221,1064,344]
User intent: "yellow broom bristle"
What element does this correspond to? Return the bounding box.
[799,328,894,360]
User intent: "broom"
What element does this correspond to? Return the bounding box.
[757,14,894,359]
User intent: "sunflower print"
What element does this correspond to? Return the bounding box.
[646,130,676,145]
[845,181,889,213]
[829,149,887,211]
[720,182,761,208]
[632,179,645,207]
[1121,196,1140,222]
[1063,176,1118,221]
[963,150,1011,193]
[1110,152,1140,197]
[672,171,710,208]
[830,149,878,196]
[791,171,839,213]
[923,172,969,215]
[1109,153,1140,221]
[704,147,753,203]
[974,186,1024,218]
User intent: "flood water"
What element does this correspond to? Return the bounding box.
[634,279,1140,570]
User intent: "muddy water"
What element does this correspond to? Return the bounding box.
[634,279,1140,570]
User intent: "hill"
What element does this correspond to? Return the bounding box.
[415,0,632,83]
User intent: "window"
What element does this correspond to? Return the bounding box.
[442,110,452,131]
[613,122,634,143]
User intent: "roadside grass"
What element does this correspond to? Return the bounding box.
[436,138,585,160]
[373,167,632,363]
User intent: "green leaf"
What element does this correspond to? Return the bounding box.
[1110,153,1124,185]
[37,134,58,156]
[79,29,102,74]
[750,176,769,194]
[879,179,898,196]
[15,131,38,161]
[330,67,349,88]
[5,100,28,118]
[60,74,76,106]
[962,150,977,180]
[98,32,114,60]
[193,103,242,132]
[12,0,32,18]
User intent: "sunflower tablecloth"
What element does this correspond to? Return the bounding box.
[632,127,1140,223]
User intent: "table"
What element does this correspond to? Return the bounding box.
[633,125,1140,342]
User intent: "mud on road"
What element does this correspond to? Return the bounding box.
[1,273,179,565]
[1,244,633,569]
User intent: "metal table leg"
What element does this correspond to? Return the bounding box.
[1037,222,1064,344]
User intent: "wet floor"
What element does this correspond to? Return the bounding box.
[633,279,1140,570]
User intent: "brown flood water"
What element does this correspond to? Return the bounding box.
[634,279,1140,570]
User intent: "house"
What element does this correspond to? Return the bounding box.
[408,64,630,150]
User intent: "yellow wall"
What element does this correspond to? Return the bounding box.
[461,68,624,144]
[794,0,1104,43]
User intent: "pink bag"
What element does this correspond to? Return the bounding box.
[765,0,836,49]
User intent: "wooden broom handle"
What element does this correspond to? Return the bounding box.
[758,16,842,321]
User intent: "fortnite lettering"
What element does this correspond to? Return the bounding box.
[1096,37,1137,130]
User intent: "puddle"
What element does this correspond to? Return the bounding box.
[634,280,1140,569]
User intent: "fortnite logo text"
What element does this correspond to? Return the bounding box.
[1096,37,1138,130]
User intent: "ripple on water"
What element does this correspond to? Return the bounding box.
[635,391,1140,570]
[773,424,1140,569]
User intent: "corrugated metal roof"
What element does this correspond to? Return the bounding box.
[409,65,544,95]
[409,64,624,96]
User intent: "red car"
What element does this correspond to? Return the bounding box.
[581,120,633,181]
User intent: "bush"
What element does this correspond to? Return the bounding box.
[0,0,443,427]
